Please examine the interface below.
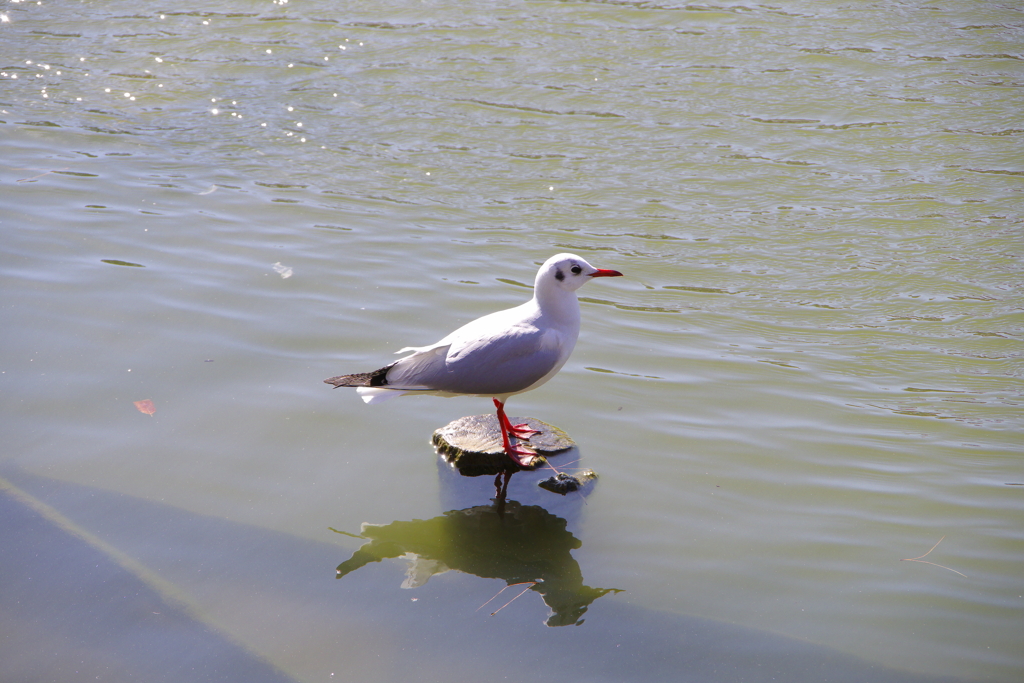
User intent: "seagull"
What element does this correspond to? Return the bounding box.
[325,253,623,472]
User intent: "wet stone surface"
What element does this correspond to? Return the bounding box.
[433,414,575,477]
[538,469,598,496]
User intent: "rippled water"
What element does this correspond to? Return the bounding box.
[2,1,1022,681]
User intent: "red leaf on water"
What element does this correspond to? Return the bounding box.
[134,399,156,416]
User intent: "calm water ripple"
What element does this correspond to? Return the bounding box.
[2,1,1022,681]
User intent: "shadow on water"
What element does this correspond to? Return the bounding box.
[0,466,971,683]
[333,497,622,627]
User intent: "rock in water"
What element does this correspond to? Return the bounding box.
[433,414,575,476]
[538,469,598,495]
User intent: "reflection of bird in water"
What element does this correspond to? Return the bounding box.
[333,500,621,627]
[325,253,623,494]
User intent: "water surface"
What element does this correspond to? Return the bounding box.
[2,1,1022,681]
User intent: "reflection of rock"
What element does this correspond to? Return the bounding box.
[335,501,620,627]
[433,414,574,476]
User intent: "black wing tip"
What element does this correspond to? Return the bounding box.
[324,363,394,388]
[324,374,370,388]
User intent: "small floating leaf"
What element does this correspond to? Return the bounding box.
[134,399,156,416]
[102,259,144,268]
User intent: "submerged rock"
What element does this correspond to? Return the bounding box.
[433,414,575,477]
[538,469,598,496]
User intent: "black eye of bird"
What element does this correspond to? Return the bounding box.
[570,264,582,275]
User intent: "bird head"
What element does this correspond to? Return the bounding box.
[535,253,623,293]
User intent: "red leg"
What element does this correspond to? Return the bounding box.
[492,398,542,440]
[493,399,537,467]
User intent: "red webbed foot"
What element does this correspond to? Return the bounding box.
[505,442,538,468]
[493,398,542,467]
[508,422,542,440]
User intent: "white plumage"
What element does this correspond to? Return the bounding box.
[325,253,623,468]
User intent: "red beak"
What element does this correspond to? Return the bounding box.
[589,268,623,278]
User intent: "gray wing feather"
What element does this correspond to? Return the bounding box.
[438,324,561,395]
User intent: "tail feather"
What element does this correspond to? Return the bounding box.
[324,362,394,388]
[356,387,409,404]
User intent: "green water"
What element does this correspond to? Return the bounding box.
[2,1,1022,681]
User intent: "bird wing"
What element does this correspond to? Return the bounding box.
[378,320,563,397]
[376,302,567,397]
[438,321,564,396]
[382,343,452,390]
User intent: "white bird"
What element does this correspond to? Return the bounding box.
[325,253,623,470]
